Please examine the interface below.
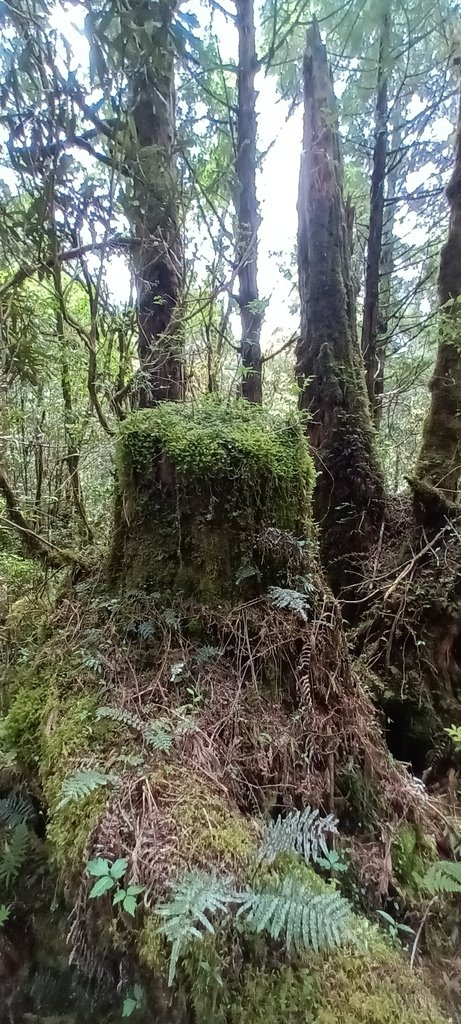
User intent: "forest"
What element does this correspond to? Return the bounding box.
[1,0,461,1019]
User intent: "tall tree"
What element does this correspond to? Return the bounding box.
[415,82,461,500]
[124,0,184,405]
[296,18,385,596]
[235,0,262,402]
[361,1,390,423]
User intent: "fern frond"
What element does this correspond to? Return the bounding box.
[0,822,29,888]
[238,876,351,954]
[157,870,236,985]
[96,706,145,733]
[0,791,35,827]
[420,860,461,894]
[145,724,173,752]
[97,706,173,752]
[268,587,310,621]
[258,807,338,865]
[56,769,120,810]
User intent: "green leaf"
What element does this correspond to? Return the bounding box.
[0,905,10,927]
[113,888,126,905]
[89,875,115,898]
[87,857,110,877]
[377,910,396,927]
[122,997,138,1017]
[126,884,145,896]
[110,858,128,879]
[123,894,138,917]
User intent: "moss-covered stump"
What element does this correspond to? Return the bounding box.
[109,398,314,600]
[0,401,457,1022]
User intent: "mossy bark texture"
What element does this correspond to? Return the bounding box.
[416,87,461,501]
[296,20,385,597]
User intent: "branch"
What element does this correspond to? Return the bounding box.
[0,236,136,299]
[261,333,298,364]
[0,464,86,569]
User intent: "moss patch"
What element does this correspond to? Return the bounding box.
[110,398,315,598]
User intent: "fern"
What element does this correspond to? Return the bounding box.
[0,791,35,827]
[237,876,352,954]
[157,871,236,985]
[268,587,310,621]
[258,807,338,865]
[145,724,173,752]
[96,706,146,734]
[158,867,352,985]
[420,860,461,894]
[97,706,173,753]
[0,822,29,888]
[56,769,120,810]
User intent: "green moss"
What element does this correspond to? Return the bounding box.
[170,781,260,874]
[117,398,314,494]
[3,676,56,767]
[310,944,449,1024]
[392,822,436,899]
[47,790,106,874]
[111,399,315,597]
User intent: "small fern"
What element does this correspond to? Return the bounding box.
[258,807,338,865]
[237,875,352,954]
[96,706,173,752]
[56,769,120,810]
[0,792,35,827]
[97,706,146,734]
[419,860,461,894]
[158,871,236,985]
[268,587,310,621]
[0,822,29,888]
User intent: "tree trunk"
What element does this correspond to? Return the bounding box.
[374,102,401,429]
[415,87,461,501]
[128,0,184,406]
[296,19,385,597]
[361,4,390,422]
[235,0,263,403]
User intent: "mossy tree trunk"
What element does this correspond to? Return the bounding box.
[235,0,263,403]
[296,19,385,597]
[128,0,184,407]
[415,85,461,501]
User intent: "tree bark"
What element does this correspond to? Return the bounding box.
[415,86,461,501]
[374,101,401,429]
[235,0,262,403]
[296,19,385,597]
[128,0,184,406]
[361,4,390,422]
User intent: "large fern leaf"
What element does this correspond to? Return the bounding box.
[420,860,461,894]
[56,768,120,810]
[237,876,351,954]
[157,871,236,985]
[0,822,29,888]
[258,807,338,865]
